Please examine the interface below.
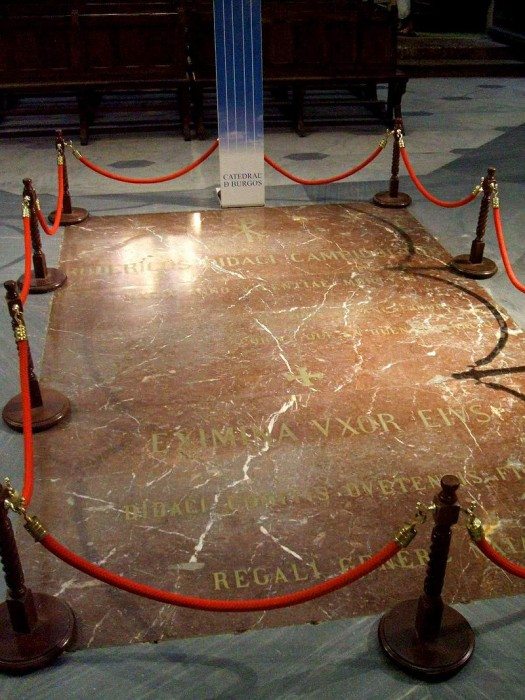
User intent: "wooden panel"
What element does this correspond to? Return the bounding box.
[294,21,325,67]
[358,19,396,71]
[326,22,359,69]
[0,0,398,87]
[0,2,188,84]
[261,0,394,80]
[2,2,72,19]
[3,18,74,79]
[0,0,401,140]
[80,10,187,75]
[117,26,147,68]
[0,1,191,144]
[83,28,115,70]
[265,24,294,66]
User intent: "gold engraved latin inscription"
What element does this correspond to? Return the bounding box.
[150,401,505,457]
[210,549,434,591]
[209,535,525,591]
[66,247,381,277]
[122,463,524,523]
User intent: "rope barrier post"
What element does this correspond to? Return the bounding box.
[378,475,474,680]
[0,483,75,672]
[17,179,67,294]
[48,130,89,225]
[450,167,498,279]
[373,118,411,209]
[2,281,71,432]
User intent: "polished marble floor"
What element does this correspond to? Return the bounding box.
[22,203,525,649]
[0,78,524,697]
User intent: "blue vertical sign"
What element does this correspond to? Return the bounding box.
[214,0,265,207]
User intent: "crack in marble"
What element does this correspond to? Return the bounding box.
[255,318,293,374]
[96,547,118,565]
[187,395,298,563]
[188,493,221,564]
[55,578,101,597]
[22,204,525,648]
[209,260,246,279]
[247,612,267,630]
[146,468,174,487]
[259,525,303,561]
[334,332,363,392]
[86,610,113,648]
[226,283,268,311]
[137,525,196,541]
[66,491,125,515]
[189,475,214,489]
[292,281,337,340]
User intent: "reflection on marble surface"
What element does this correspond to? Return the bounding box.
[22,203,524,649]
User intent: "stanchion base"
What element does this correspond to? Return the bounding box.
[378,599,475,680]
[0,593,75,673]
[48,208,89,225]
[2,387,71,432]
[449,254,498,279]
[17,268,67,295]
[373,191,412,208]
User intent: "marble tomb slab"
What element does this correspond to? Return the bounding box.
[17,203,525,648]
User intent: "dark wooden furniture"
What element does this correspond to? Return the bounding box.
[184,1,215,139]
[0,1,192,143]
[260,0,406,134]
[188,0,406,136]
[489,1,525,51]
[0,0,406,141]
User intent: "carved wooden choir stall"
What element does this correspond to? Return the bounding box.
[0,1,405,142]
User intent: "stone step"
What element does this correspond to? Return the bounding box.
[399,59,525,78]
[398,33,525,77]
[398,33,515,61]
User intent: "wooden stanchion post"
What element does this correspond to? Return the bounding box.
[17,179,67,294]
[378,475,475,680]
[48,130,89,225]
[373,118,411,208]
[2,281,71,432]
[0,484,75,672]
[450,167,498,279]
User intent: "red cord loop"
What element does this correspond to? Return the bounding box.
[474,536,525,579]
[16,344,400,611]
[41,533,399,611]
[18,340,34,507]
[14,318,402,612]
[264,145,384,185]
[20,216,32,305]
[75,140,219,184]
[35,163,65,235]
[493,206,525,293]
[400,147,479,208]
[15,141,523,611]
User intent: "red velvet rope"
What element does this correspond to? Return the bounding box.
[36,163,64,235]
[17,357,399,611]
[76,140,219,184]
[401,147,478,208]
[20,217,32,304]
[41,533,399,611]
[493,207,525,293]
[264,145,384,185]
[13,217,401,613]
[18,340,34,507]
[474,536,525,579]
